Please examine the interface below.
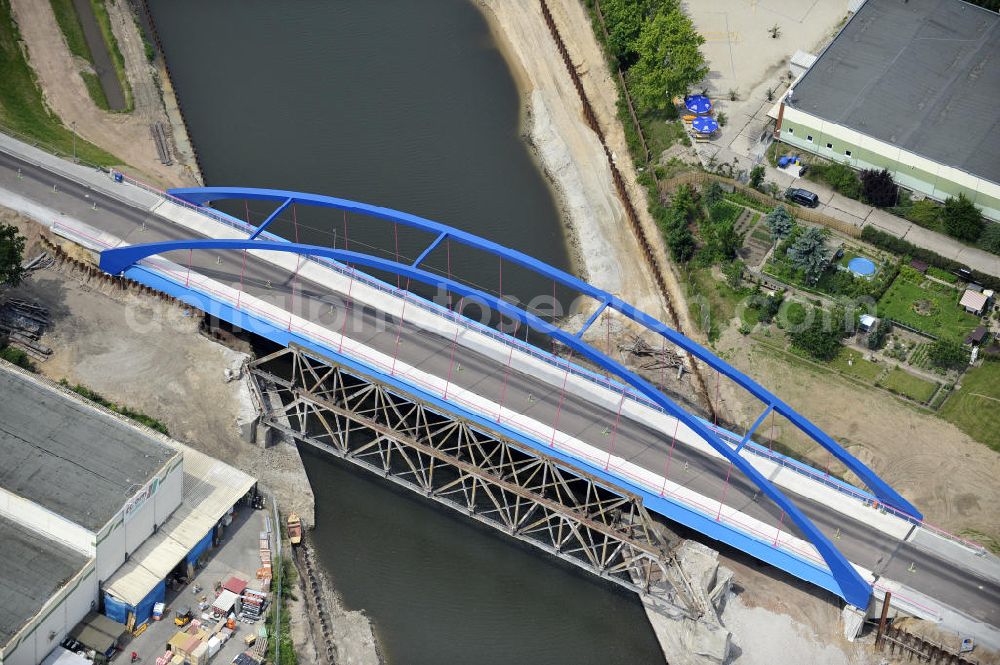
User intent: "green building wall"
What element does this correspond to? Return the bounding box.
[776,115,1000,222]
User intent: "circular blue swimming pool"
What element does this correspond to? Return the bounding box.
[848,257,877,277]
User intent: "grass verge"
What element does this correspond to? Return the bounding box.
[938,361,1000,451]
[48,0,89,60]
[265,555,298,665]
[829,348,882,383]
[0,0,120,165]
[49,0,114,110]
[59,379,169,434]
[959,529,1000,555]
[81,70,109,109]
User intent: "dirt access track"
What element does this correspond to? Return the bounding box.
[715,325,1000,543]
[9,0,198,186]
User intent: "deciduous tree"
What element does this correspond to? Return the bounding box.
[941,193,984,242]
[628,8,708,113]
[789,306,846,361]
[600,0,647,66]
[866,318,892,350]
[0,224,26,287]
[860,168,898,208]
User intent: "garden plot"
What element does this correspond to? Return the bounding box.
[878,269,980,343]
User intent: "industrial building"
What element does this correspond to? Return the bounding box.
[773,0,1000,221]
[0,362,255,665]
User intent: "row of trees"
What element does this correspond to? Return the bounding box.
[598,0,708,114]
[810,164,991,248]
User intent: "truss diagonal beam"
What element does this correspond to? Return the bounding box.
[249,346,703,618]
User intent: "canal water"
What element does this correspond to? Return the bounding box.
[147,1,664,662]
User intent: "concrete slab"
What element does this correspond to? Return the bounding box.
[124,508,270,664]
[685,0,851,155]
[687,0,849,100]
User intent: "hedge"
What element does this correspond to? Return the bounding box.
[861,226,1000,292]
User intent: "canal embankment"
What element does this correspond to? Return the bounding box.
[6,0,199,186]
[477,0,697,337]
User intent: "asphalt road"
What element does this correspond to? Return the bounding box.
[1,149,996,627]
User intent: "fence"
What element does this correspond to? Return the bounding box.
[591,0,651,168]
[660,171,863,239]
[537,0,714,417]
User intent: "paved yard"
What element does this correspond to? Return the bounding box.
[686,0,851,158]
[679,0,1000,279]
[121,507,272,663]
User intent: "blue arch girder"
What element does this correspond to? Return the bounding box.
[103,236,873,604]
[96,187,924,609]
[168,187,919,519]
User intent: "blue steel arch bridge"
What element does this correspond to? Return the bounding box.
[99,186,925,615]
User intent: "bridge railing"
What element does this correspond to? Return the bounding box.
[113,174,988,557]
[70,217,840,577]
[61,217,982,621]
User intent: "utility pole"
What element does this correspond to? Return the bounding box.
[71,121,77,162]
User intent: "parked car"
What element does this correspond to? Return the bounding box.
[785,187,820,207]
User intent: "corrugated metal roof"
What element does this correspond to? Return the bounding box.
[103,444,255,606]
[961,289,988,311]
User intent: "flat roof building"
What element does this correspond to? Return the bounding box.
[0,362,255,665]
[774,0,1000,221]
[0,515,91,662]
[0,371,176,532]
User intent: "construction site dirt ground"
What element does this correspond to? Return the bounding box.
[8,0,198,187]
[2,206,382,663]
[0,216,311,518]
[714,323,1000,545]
